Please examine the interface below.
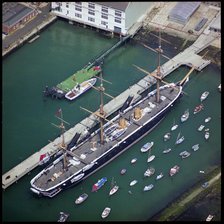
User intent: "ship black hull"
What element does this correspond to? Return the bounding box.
[36,92,182,197]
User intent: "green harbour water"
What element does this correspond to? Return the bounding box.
[2,20,221,221]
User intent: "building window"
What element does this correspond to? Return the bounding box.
[115,17,121,23]
[101,21,108,26]
[101,13,108,19]
[88,9,95,16]
[115,10,122,17]
[66,3,69,8]
[88,2,95,9]
[75,13,82,18]
[75,6,82,12]
[75,2,82,5]
[102,6,108,13]
[88,17,95,22]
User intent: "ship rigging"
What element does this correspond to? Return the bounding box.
[30,28,194,198]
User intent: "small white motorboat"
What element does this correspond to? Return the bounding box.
[171,119,178,131]
[65,78,97,101]
[198,125,205,131]
[181,109,189,122]
[140,142,154,152]
[163,148,172,154]
[205,132,210,140]
[75,193,88,204]
[156,172,164,180]
[109,185,119,196]
[200,91,209,102]
[206,214,214,221]
[218,84,221,92]
[205,117,211,123]
[171,124,178,131]
[163,132,171,141]
[192,144,199,151]
[130,180,138,186]
[180,151,191,159]
[143,184,154,191]
[175,136,184,145]
[147,155,155,163]
[57,212,70,222]
[120,168,126,175]
[144,167,155,177]
[131,158,137,164]
[101,207,111,219]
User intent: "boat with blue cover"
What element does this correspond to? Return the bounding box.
[92,177,107,192]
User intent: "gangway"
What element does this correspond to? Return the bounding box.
[85,34,131,70]
[85,21,143,70]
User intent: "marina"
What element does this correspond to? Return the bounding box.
[2,7,220,221]
[2,26,215,190]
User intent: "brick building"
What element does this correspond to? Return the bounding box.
[3,2,38,35]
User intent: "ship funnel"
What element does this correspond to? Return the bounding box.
[119,118,127,129]
[134,107,142,120]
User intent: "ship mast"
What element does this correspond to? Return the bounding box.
[80,73,114,145]
[98,72,106,144]
[155,28,163,103]
[60,111,67,171]
[53,109,70,171]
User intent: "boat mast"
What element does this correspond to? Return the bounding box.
[155,28,163,103]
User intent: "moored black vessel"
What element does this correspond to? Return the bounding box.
[30,30,192,198]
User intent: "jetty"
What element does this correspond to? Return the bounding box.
[2,28,218,190]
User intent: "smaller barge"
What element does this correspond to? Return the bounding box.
[43,65,101,99]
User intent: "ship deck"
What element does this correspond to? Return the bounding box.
[33,85,180,191]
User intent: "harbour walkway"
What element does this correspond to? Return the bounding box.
[2,30,218,190]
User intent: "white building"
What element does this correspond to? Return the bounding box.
[51,2,154,36]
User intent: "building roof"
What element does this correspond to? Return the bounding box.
[95,2,129,11]
[169,2,201,24]
[3,2,35,27]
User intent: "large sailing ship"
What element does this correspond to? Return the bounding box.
[30,30,192,198]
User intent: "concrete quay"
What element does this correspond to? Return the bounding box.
[2,24,218,190]
[3,15,57,57]
[2,2,56,57]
